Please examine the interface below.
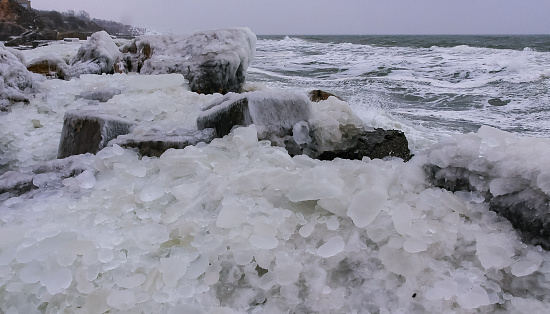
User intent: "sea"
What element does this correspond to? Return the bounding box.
[251,35,550,141]
[2,34,550,312]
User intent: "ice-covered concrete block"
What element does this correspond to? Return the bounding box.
[58,109,134,158]
[126,28,256,94]
[68,31,124,77]
[111,128,217,157]
[197,91,311,138]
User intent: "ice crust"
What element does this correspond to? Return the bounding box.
[0,43,38,107]
[2,41,550,313]
[69,31,124,77]
[131,28,256,94]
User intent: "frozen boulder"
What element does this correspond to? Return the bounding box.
[58,109,135,158]
[197,91,311,138]
[68,31,124,77]
[424,126,550,248]
[125,28,256,94]
[111,128,217,157]
[27,55,69,80]
[0,43,35,108]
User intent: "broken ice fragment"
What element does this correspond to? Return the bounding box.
[317,236,345,258]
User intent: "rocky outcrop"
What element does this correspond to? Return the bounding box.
[111,128,217,157]
[123,28,256,94]
[317,129,411,161]
[423,126,550,249]
[57,110,134,158]
[68,31,125,77]
[197,91,411,161]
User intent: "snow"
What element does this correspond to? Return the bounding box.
[0,43,38,107]
[69,31,124,77]
[2,32,550,313]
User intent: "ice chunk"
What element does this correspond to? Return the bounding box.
[299,224,315,238]
[457,286,491,310]
[216,198,248,228]
[19,261,43,284]
[116,274,147,289]
[511,260,539,277]
[139,184,165,202]
[107,289,137,311]
[160,257,189,287]
[40,266,73,294]
[292,121,312,145]
[476,233,515,269]
[249,235,278,250]
[0,43,35,106]
[317,236,345,258]
[403,238,428,253]
[347,190,386,228]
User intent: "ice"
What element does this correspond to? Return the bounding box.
[316,236,345,258]
[511,260,539,277]
[116,274,147,289]
[299,224,314,238]
[0,43,37,106]
[160,256,189,287]
[476,233,515,269]
[40,266,73,295]
[69,31,124,77]
[292,121,312,144]
[216,198,248,228]
[19,261,43,284]
[457,286,491,310]
[107,289,137,311]
[403,238,428,253]
[347,190,386,228]
[139,184,166,202]
[249,234,278,250]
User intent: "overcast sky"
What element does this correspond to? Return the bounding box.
[32,0,550,35]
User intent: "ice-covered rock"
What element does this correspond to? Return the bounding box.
[68,31,124,77]
[26,55,69,80]
[57,109,134,158]
[0,43,36,108]
[111,128,217,157]
[423,125,550,248]
[124,28,256,94]
[197,91,411,161]
[197,91,311,138]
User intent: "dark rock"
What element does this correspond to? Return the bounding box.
[488,98,510,106]
[317,128,412,161]
[309,90,341,102]
[111,128,217,157]
[76,87,122,102]
[57,110,134,158]
[121,41,153,72]
[197,91,311,138]
[5,29,57,46]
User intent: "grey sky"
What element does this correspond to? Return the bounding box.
[32,0,550,35]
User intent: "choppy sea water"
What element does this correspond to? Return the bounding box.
[250,35,550,139]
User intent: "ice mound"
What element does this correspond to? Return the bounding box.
[422,125,550,248]
[68,31,124,77]
[0,43,37,108]
[125,28,256,94]
[26,55,69,80]
[2,124,550,312]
